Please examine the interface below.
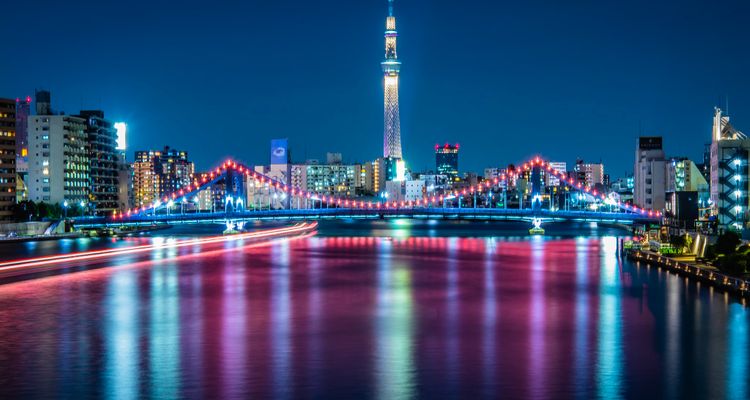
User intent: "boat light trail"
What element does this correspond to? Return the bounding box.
[0,222,317,274]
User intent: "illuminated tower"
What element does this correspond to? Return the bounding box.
[382,0,402,159]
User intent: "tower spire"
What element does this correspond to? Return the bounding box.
[382,0,402,160]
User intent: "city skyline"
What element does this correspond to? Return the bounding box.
[2,0,749,175]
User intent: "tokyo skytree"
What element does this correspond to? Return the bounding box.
[382,0,402,159]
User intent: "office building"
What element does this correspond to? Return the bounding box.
[710,107,750,230]
[27,114,90,205]
[0,99,16,220]
[634,136,666,211]
[435,144,459,178]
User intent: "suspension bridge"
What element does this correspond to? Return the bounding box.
[81,156,661,228]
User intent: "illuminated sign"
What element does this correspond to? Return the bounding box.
[114,122,127,150]
[271,138,289,164]
[395,159,406,181]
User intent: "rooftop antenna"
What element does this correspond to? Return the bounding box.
[388,0,394,16]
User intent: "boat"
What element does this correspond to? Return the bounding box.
[223,221,246,235]
[529,227,545,235]
[529,218,545,235]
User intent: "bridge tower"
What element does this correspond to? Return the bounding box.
[382,0,402,160]
[530,165,543,211]
[225,168,246,211]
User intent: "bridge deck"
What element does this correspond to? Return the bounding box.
[79,207,660,227]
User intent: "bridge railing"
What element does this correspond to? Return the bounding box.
[107,207,659,225]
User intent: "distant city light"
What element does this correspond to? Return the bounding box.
[114,122,127,150]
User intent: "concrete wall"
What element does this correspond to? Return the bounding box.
[0,221,52,236]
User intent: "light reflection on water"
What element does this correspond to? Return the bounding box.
[0,222,748,399]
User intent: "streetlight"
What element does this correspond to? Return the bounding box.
[167,199,174,216]
[63,201,68,219]
[153,200,161,216]
[181,198,187,214]
[79,201,87,217]
[193,196,200,213]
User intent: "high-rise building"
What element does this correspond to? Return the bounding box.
[382,0,402,160]
[634,136,666,211]
[77,110,119,215]
[14,96,30,202]
[362,158,386,194]
[710,107,749,230]
[158,147,194,195]
[0,98,16,220]
[435,144,459,178]
[27,115,89,205]
[132,147,194,207]
[133,150,161,207]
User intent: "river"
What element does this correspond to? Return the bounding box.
[0,220,747,399]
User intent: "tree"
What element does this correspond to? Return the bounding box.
[669,235,687,255]
[717,253,748,275]
[12,201,36,222]
[715,231,742,255]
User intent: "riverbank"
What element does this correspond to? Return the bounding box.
[0,233,81,244]
[626,249,750,300]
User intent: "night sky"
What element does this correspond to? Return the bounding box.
[3,0,749,177]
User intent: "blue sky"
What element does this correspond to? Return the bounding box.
[2,0,749,176]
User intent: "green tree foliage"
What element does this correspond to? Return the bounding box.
[716,253,748,275]
[715,231,742,255]
[669,235,687,255]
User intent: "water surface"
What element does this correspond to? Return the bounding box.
[0,220,747,399]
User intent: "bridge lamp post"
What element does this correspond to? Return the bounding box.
[167,200,174,216]
[181,198,187,214]
[152,200,161,216]
[236,198,244,212]
[193,197,200,213]
[80,201,87,217]
[63,201,68,219]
